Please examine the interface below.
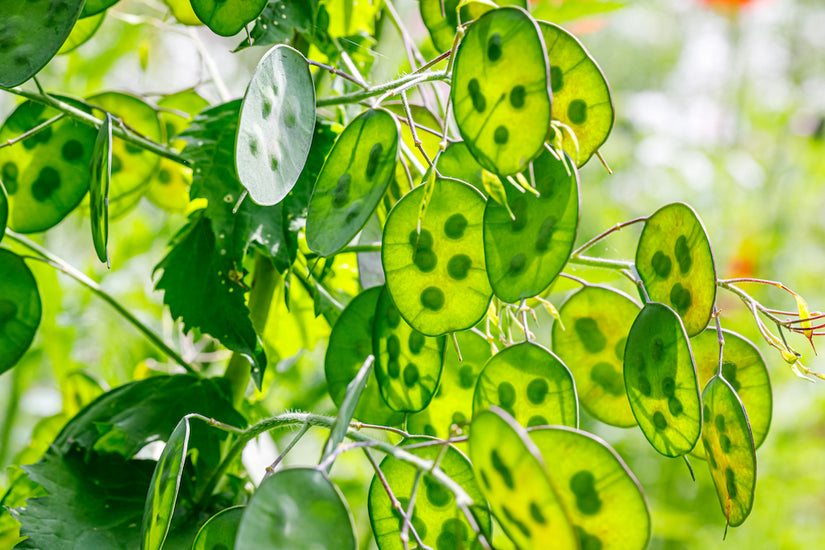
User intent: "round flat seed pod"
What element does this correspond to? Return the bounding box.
[373,286,446,413]
[0,99,97,233]
[437,141,485,195]
[700,376,756,528]
[190,0,267,36]
[538,21,614,167]
[235,467,356,550]
[164,0,202,25]
[87,92,163,219]
[451,7,552,177]
[483,149,579,303]
[0,0,85,87]
[636,202,716,337]
[420,0,527,52]
[192,506,244,550]
[529,427,651,550]
[58,12,106,55]
[382,177,491,336]
[0,249,42,376]
[325,287,404,426]
[623,302,701,457]
[236,44,315,206]
[89,115,112,265]
[552,285,640,428]
[408,329,493,440]
[690,328,771,456]
[469,407,578,550]
[307,109,400,256]
[368,437,491,550]
[474,341,578,429]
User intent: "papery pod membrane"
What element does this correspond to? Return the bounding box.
[529,427,651,550]
[190,0,267,36]
[690,328,771,457]
[701,376,757,527]
[469,407,578,550]
[58,12,106,54]
[0,0,85,87]
[420,0,526,52]
[236,44,315,206]
[368,437,491,550]
[552,285,640,428]
[307,109,400,255]
[373,286,446,413]
[408,329,494,441]
[235,468,356,550]
[624,302,701,457]
[192,506,244,550]
[0,249,42,375]
[90,114,112,265]
[0,99,97,233]
[87,92,163,219]
[483,149,579,303]
[538,21,614,167]
[325,287,404,425]
[450,7,552,176]
[636,202,716,337]
[474,341,578,429]
[382,177,492,336]
[437,141,486,195]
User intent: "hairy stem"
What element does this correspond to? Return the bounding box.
[316,71,449,108]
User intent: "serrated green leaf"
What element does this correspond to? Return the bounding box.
[368,437,491,550]
[624,302,701,457]
[191,0,267,36]
[90,113,112,266]
[451,7,552,176]
[636,202,716,337]
[236,44,315,206]
[235,468,356,550]
[474,341,578,429]
[552,285,640,428]
[701,375,756,527]
[192,506,244,550]
[0,0,85,87]
[0,249,41,376]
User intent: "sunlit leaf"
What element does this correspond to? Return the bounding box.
[474,341,578,429]
[624,302,701,457]
[0,249,41,376]
[235,468,356,550]
[192,506,244,550]
[437,141,485,195]
[451,7,552,176]
[552,285,640,428]
[636,202,716,337]
[190,0,267,36]
[420,0,527,52]
[58,12,106,54]
[89,113,112,266]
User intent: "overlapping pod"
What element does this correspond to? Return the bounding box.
[0,249,42,376]
[190,0,267,36]
[90,114,112,265]
[192,506,244,550]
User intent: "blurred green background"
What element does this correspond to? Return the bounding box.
[2,0,824,548]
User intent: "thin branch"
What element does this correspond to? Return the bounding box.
[316,71,448,108]
[308,59,369,89]
[0,114,64,149]
[571,216,648,257]
[264,422,310,479]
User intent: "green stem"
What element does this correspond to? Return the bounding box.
[0,86,189,166]
[303,244,381,260]
[5,230,197,375]
[316,71,449,108]
[567,254,635,271]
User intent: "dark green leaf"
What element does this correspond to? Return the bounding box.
[89,113,112,266]
[0,249,41,376]
[190,0,268,36]
[80,0,120,18]
[192,506,244,550]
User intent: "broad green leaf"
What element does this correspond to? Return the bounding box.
[236,44,315,206]
[141,418,190,550]
[325,287,404,425]
[235,468,356,550]
[469,407,578,550]
[190,0,267,36]
[451,7,552,176]
[368,437,491,550]
[483,149,579,303]
[235,0,314,50]
[373,286,447,412]
[538,21,614,167]
[437,141,485,195]
[154,214,267,387]
[90,114,112,266]
[0,0,85,87]
[87,92,163,219]
[0,181,7,242]
[58,12,106,54]
[192,506,244,550]
[529,427,651,550]
[0,100,96,233]
[701,376,756,527]
[383,177,492,336]
[408,329,493,440]
[322,356,375,466]
[552,285,640,428]
[0,249,41,376]
[80,0,120,18]
[420,0,526,52]
[474,341,578,429]
[307,109,399,255]
[691,328,772,455]
[636,202,716,337]
[624,302,701,457]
